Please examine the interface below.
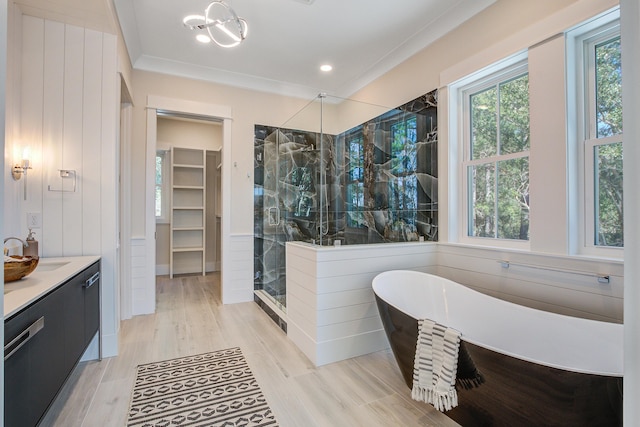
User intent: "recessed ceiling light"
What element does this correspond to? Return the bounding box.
[196,34,211,43]
[320,64,333,72]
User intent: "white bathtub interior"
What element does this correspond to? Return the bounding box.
[372,270,623,376]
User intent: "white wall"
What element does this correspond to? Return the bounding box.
[128,0,612,244]
[156,117,222,151]
[125,0,624,318]
[435,0,621,324]
[621,0,640,422]
[5,13,119,357]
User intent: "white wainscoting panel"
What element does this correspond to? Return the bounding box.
[286,241,438,366]
[131,238,154,315]
[222,234,254,304]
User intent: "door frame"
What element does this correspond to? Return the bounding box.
[143,96,232,313]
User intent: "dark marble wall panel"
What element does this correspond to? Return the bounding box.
[254,90,438,307]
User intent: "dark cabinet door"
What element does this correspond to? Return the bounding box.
[83,261,101,348]
[5,286,66,427]
[63,271,86,372]
[5,309,36,427]
[28,289,67,423]
[4,260,101,427]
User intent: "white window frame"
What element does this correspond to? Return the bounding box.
[155,149,170,224]
[450,53,530,249]
[568,8,622,257]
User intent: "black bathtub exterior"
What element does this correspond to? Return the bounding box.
[375,295,623,427]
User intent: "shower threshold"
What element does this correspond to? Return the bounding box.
[254,290,287,333]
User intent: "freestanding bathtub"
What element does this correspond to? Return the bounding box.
[372,270,623,426]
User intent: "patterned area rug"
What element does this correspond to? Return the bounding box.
[126,347,279,427]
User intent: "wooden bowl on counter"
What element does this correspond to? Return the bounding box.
[4,256,39,283]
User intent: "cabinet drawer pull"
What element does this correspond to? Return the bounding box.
[85,271,100,288]
[4,317,45,361]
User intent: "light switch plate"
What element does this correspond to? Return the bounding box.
[27,212,42,228]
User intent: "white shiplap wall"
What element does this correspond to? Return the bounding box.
[223,234,254,304]
[285,241,622,366]
[19,15,119,356]
[131,237,154,315]
[436,244,623,322]
[286,241,438,366]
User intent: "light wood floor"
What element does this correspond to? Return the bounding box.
[40,273,459,427]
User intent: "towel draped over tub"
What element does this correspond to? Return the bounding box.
[412,319,485,411]
[412,319,461,411]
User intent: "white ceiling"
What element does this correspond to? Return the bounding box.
[14,0,116,33]
[16,0,496,100]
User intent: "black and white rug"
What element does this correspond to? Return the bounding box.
[126,347,279,427]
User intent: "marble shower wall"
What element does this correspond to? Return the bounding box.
[254,90,438,304]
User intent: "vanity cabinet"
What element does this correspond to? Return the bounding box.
[4,260,100,427]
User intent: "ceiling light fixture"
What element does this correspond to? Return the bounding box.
[196,34,212,43]
[183,1,248,48]
[320,64,333,72]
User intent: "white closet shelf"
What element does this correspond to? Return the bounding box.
[173,164,204,168]
[170,147,206,278]
[172,247,205,253]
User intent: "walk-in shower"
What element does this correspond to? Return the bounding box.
[253,91,438,316]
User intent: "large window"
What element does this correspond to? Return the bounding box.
[345,130,365,228]
[461,61,530,241]
[389,115,418,214]
[573,13,622,251]
[588,31,622,247]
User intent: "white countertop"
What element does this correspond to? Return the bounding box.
[4,256,101,319]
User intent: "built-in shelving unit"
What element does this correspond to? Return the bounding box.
[170,147,206,277]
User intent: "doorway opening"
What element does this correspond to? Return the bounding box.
[154,113,223,278]
[140,97,233,315]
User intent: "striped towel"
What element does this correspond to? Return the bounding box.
[411,319,461,412]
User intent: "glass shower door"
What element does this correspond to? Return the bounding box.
[254,125,323,310]
[254,127,287,309]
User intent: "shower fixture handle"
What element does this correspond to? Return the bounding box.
[267,207,280,226]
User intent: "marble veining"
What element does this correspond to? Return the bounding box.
[254,90,438,307]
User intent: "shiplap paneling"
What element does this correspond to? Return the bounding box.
[20,15,119,356]
[81,28,103,257]
[20,16,44,252]
[131,238,153,315]
[436,244,623,322]
[41,18,64,257]
[222,234,254,304]
[62,24,84,256]
[286,241,438,366]
[284,240,622,366]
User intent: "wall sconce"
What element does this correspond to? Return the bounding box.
[12,159,31,180]
[12,147,32,200]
